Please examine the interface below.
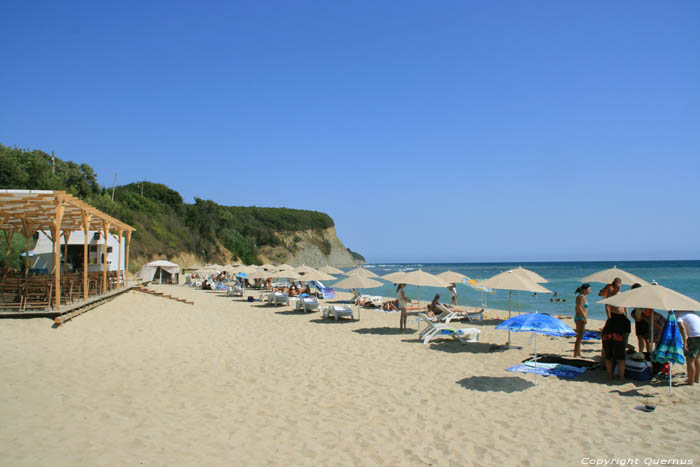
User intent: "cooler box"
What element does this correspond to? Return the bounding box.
[625,358,652,381]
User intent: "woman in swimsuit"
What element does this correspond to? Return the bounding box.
[397,283,409,330]
[573,283,591,358]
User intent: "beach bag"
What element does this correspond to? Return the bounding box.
[625,357,652,381]
[247,296,255,302]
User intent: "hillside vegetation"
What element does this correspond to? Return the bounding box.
[0,144,363,269]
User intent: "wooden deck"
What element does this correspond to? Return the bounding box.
[0,282,139,320]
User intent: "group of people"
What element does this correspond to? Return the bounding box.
[394,282,459,330]
[573,277,700,385]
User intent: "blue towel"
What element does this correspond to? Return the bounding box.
[506,363,587,379]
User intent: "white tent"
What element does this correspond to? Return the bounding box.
[138,260,180,284]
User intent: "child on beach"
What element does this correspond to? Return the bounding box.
[426,294,441,317]
[573,284,590,358]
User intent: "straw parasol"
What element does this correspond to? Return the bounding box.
[294,265,318,274]
[332,275,383,321]
[478,270,552,347]
[436,270,468,284]
[598,282,700,312]
[581,266,649,286]
[320,265,344,275]
[511,266,548,283]
[297,269,336,282]
[345,267,379,278]
[381,271,408,282]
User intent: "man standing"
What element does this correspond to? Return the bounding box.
[676,311,700,386]
[447,283,458,306]
[599,277,623,319]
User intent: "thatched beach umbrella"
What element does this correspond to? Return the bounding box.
[297,269,336,282]
[436,270,468,284]
[511,266,548,283]
[581,266,649,286]
[320,265,344,275]
[345,267,379,278]
[381,271,408,283]
[332,275,383,321]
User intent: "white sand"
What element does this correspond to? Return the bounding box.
[1,285,699,466]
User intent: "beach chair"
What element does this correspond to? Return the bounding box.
[259,291,274,304]
[324,304,354,320]
[227,284,243,297]
[272,292,289,306]
[418,313,480,345]
[435,304,484,323]
[0,277,24,311]
[312,280,336,299]
[301,296,320,313]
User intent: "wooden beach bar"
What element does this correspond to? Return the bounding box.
[0,189,135,317]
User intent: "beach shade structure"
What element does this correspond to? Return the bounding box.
[259,263,276,271]
[436,270,469,284]
[344,267,379,278]
[496,312,575,384]
[275,263,294,271]
[580,266,649,286]
[599,282,700,347]
[381,271,408,283]
[297,269,336,282]
[270,269,302,280]
[320,265,344,275]
[651,311,686,393]
[294,265,318,274]
[511,267,548,283]
[332,275,383,321]
[138,260,181,284]
[479,270,552,347]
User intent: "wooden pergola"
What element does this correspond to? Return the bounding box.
[0,189,135,310]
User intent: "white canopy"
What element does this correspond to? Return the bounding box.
[138,260,181,282]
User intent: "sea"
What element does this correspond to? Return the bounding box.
[330,260,700,321]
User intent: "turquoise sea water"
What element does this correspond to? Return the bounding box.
[329,261,700,321]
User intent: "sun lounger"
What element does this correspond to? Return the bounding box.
[259,291,274,304]
[323,304,354,320]
[435,304,484,323]
[227,284,243,297]
[272,292,289,306]
[301,296,320,312]
[418,313,480,345]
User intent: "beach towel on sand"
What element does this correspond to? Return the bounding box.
[506,362,587,379]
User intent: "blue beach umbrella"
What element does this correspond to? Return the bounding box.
[652,311,686,393]
[496,312,574,384]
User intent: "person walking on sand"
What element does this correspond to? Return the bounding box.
[675,311,700,386]
[573,284,590,358]
[397,283,409,330]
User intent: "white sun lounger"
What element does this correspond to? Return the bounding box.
[435,304,484,323]
[323,304,354,320]
[418,313,480,345]
[272,292,289,306]
[301,296,320,313]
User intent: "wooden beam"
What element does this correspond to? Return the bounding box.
[21,217,36,277]
[125,230,131,286]
[117,229,123,290]
[81,210,92,301]
[53,196,65,311]
[102,220,110,293]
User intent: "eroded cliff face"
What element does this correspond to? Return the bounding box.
[258,227,362,267]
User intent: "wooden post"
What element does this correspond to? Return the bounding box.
[3,230,15,258]
[117,229,123,289]
[21,217,35,277]
[62,230,71,276]
[102,220,110,293]
[81,211,92,301]
[125,230,131,287]
[53,196,65,310]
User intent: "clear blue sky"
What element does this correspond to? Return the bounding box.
[2,1,699,262]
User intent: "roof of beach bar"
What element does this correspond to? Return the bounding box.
[0,189,135,233]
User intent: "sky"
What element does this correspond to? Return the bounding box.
[2,1,699,263]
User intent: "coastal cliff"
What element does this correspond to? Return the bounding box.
[258,227,363,267]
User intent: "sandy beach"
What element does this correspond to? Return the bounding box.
[1,284,699,466]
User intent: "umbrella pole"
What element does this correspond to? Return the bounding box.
[507,290,512,345]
